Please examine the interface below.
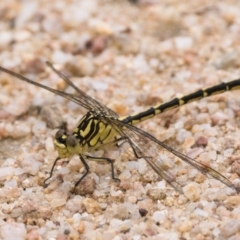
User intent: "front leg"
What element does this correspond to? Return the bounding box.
[43,156,62,188]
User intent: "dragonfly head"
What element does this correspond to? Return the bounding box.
[54,129,80,158]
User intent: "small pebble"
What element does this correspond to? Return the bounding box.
[147,188,167,200]
[152,210,168,223]
[139,208,148,217]
[82,198,102,214]
[1,222,26,240]
[183,183,200,201]
[78,221,85,234]
[220,220,240,238]
[195,136,208,146]
[74,177,96,195]
[178,220,192,232]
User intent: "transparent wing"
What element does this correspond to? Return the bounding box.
[0,63,119,118]
[105,117,236,193]
[46,61,119,118]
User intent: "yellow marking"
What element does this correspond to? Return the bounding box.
[118,116,126,121]
[88,124,117,150]
[100,123,111,141]
[132,119,140,125]
[208,90,225,96]
[98,122,105,133]
[54,140,66,149]
[231,86,240,90]
[90,137,99,146]
[61,135,67,139]
[226,85,229,91]
[203,91,208,97]
[80,120,92,137]
[139,114,154,122]
[74,128,79,133]
[88,120,98,146]
[103,127,118,144]
[179,99,185,106]
[54,139,71,158]
[101,126,115,144]
[154,109,161,115]
[80,130,84,137]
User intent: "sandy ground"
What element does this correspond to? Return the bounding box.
[1,0,240,239]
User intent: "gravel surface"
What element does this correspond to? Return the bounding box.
[1,0,240,239]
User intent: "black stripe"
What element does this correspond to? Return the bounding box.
[226,79,240,90]
[84,119,97,142]
[121,116,132,124]
[90,121,102,146]
[122,107,155,124]
[181,89,204,103]
[157,98,180,112]
[78,112,92,129]
[92,120,101,143]
[204,82,226,96]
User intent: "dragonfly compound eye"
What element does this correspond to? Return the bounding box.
[66,135,78,148]
[55,129,65,139]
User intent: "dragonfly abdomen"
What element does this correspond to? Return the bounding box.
[121,79,240,125]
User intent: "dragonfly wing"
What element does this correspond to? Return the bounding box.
[0,63,119,118]
[107,118,236,192]
[46,61,119,118]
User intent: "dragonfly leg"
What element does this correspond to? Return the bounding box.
[43,156,61,187]
[73,155,90,188]
[85,155,120,182]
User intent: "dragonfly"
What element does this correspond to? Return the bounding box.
[0,61,239,194]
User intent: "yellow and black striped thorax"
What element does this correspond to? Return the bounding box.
[74,112,118,149]
[54,111,119,158]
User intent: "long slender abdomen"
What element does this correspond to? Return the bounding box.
[121,79,240,125]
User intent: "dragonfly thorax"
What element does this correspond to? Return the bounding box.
[53,111,119,158]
